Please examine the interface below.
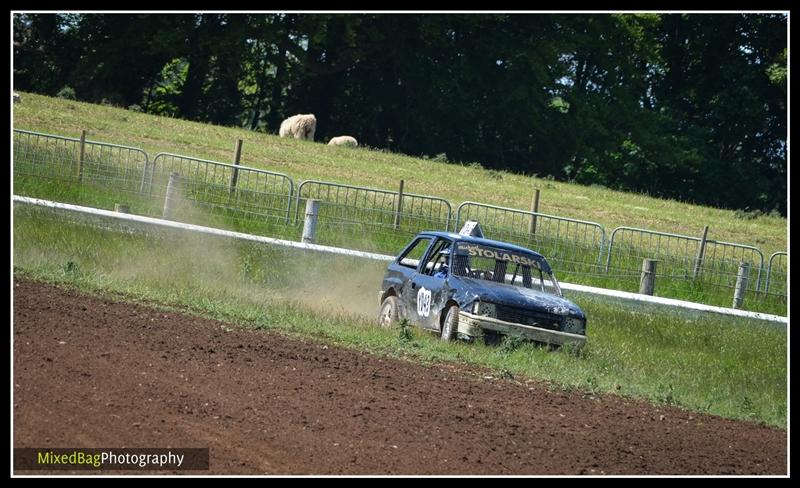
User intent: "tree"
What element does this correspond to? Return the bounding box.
[12,13,787,214]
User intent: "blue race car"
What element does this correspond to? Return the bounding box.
[378,225,587,348]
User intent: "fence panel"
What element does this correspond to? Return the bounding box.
[294,180,452,254]
[764,252,788,297]
[13,129,149,196]
[13,129,785,315]
[454,202,606,277]
[149,153,295,233]
[702,240,765,292]
[605,227,766,298]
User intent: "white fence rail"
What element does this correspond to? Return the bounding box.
[13,196,787,325]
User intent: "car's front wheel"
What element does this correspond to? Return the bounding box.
[379,296,401,328]
[441,305,458,341]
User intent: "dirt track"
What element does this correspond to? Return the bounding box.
[13,279,787,475]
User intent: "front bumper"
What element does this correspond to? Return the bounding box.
[458,311,586,348]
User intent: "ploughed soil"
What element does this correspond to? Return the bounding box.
[13,279,787,475]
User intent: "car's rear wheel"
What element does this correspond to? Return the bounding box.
[379,296,401,328]
[441,305,458,341]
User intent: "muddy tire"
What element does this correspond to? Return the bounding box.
[441,305,458,341]
[379,296,401,328]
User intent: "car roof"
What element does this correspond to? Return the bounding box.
[417,231,547,260]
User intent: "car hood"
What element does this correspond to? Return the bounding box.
[452,276,585,318]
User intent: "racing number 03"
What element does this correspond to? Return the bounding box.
[417,287,432,318]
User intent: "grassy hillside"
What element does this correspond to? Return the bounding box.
[12,92,787,257]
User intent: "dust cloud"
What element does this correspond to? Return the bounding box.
[110,229,389,321]
[18,191,393,325]
[271,251,387,319]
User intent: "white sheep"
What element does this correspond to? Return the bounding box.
[278,114,316,141]
[328,135,358,148]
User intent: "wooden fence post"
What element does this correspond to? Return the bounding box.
[163,172,181,220]
[393,179,405,230]
[302,199,320,244]
[76,129,86,182]
[639,259,658,295]
[528,187,540,234]
[692,225,710,280]
[732,262,750,309]
[229,138,243,194]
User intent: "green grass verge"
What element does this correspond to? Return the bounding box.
[13,162,786,315]
[13,204,787,428]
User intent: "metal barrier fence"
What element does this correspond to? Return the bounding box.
[15,195,789,324]
[764,252,788,296]
[12,128,787,306]
[605,226,765,294]
[454,202,606,276]
[13,129,149,194]
[149,153,295,225]
[294,180,452,253]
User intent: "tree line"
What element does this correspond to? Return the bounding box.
[13,13,787,215]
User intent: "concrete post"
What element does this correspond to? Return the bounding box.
[639,259,658,295]
[733,262,750,309]
[162,172,181,220]
[302,199,320,244]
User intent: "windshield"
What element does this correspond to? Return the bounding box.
[452,242,562,296]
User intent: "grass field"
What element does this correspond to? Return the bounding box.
[12,92,788,314]
[13,92,787,257]
[12,203,788,428]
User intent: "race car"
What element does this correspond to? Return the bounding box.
[377,223,587,348]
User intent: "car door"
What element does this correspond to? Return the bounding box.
[393,236,435,325]
[387,236,431,294]
[407,237,453,331]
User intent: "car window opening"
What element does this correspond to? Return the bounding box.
[452,244,561,296]
[423,238,452,277]
[398,237,432,269]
